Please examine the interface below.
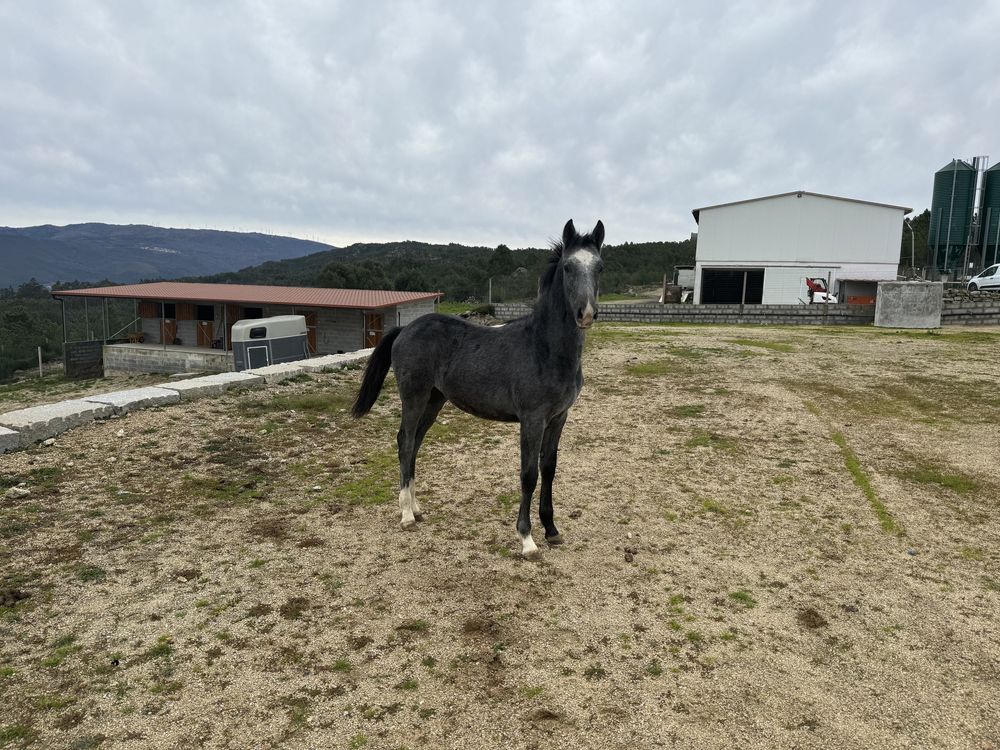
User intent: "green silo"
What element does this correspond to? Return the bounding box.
[981,163,1000,266]
[928,159,976,274]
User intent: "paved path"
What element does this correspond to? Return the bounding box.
[0,351,372,454]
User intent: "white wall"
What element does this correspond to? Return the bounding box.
[697,193,906,265]
[694,193,907,304]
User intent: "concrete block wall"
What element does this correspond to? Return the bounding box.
[314,308,364,354]
[103,345,233,375]
[397,300,436,326]
[941,299,1000,325]
[493,302,877,326]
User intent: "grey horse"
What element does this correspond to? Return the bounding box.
[352,219,605,557]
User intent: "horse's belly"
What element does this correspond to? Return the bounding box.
[449,396,518,423]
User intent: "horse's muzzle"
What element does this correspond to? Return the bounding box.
[576,303,595,329]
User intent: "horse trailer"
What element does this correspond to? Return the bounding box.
[231,315,309,371]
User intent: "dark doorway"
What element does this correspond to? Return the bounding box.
[700,269,764,304]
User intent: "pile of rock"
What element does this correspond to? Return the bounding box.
[944,287,1000,302]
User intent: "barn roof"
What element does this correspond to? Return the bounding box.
[692,191,912,223]
[52,281,441,310]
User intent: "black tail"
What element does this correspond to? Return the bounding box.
[351,327,402,418]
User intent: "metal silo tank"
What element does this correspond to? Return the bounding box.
[981,163,1000,266]
[928,159,976,273]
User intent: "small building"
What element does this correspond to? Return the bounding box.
[691,191,912,305]
[53,281,439,375]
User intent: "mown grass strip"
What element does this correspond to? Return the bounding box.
[830,432,900,535]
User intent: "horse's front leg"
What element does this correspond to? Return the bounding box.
[539,411,568,545]
[517,418,545,558]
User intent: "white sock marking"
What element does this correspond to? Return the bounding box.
[399,484,415,526]
[521,534,538,556]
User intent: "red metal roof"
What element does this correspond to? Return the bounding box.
[52,281,441,310]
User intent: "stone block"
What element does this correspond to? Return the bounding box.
[875,282,943,328]
[247,363,307,383]
[157,371,265,400]
[296,350,373,372]
[0,426,19,454]
[83,387,181,415]
[0,399,115,448]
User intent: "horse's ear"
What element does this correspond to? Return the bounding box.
[592,220,605,249]
[562,219,577,249]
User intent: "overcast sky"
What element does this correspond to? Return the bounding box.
[2,1,998,248]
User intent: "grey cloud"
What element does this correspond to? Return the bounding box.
[1,1,997,247]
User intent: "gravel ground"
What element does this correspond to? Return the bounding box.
[1,323,999,750]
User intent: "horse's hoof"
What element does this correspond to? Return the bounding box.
[400,518,417,531]
[522,548,542,561]
[413,512,424,522]
[545,533,564,546]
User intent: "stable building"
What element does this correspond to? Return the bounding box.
[53,282,439,375]
[691,191,911,305]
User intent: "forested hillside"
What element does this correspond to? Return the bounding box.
[195,238,698,302]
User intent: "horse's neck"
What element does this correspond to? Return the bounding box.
[532,269,583,365]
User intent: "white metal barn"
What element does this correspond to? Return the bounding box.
[691,191,912,305]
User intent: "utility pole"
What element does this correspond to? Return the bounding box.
[904,218,915,274]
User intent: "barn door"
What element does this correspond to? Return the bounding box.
[160,319,177,345]
[364,313,383,347]
[196,321,213,347]
[303,311,318,353]
[224,304,239,350]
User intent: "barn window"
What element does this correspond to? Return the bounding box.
[162,303,176,318]
[197,305,214,321]
[242,307,264,319]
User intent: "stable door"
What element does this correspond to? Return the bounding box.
[364,313,384,347]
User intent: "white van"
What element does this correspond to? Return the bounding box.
[968,264,1000,291]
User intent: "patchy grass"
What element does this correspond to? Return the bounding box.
[331,451,397,506]
[728,590,757,609]
[830,432,899,535]
[4,323,1000,748]
[670,404,705,418]
[626,359,673,378]
[726,338,795,353]
[897,466,980,495]
[685,431,739,451]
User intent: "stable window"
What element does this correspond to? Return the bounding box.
[242,307,264,319]
[162,303,176,318]
[196,305,214,321]
[249,327,267,339]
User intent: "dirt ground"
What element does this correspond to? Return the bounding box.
[2,323,999,750]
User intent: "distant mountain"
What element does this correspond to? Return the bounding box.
[0,223,333,287]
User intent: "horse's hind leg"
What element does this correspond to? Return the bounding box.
[396,386,447,528]
[407,389,446,521]
[539,411,568,544]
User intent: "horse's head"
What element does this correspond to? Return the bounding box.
[560,219,605,329]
